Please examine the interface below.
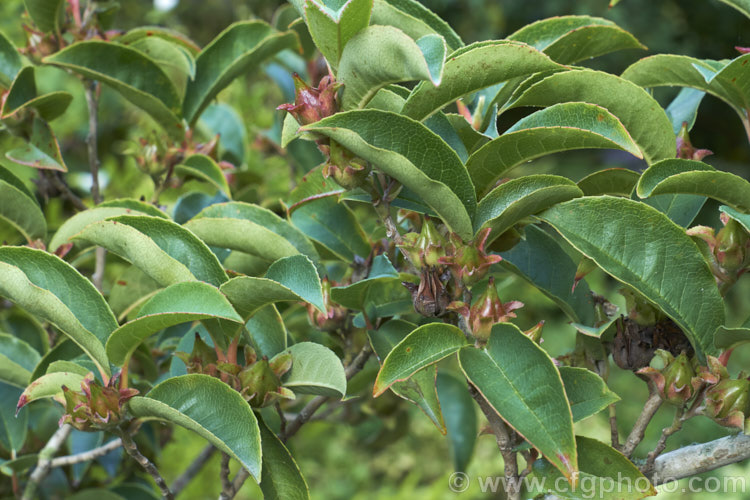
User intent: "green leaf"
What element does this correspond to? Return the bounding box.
[0,174,46,243]
[530,436,655,499]
[2,67,72,121]
[500,225,596,325]
[128,374,262,480]
[18,371,87,406]
[459,323,577,480]
[46,360,92,378]
[24,0,64,33]
[30,339,83,381]
[717,0,750,18]
[539,196,724,361]
[467,103,642,195]
[368,319,446,432]
[0,454,38,475]
[0,383,27,453]
[559,367,619,422]
[258,417,310,500]
[474,175,583,240]
[401,40,563,121]
[715,325,750,350]
[221,255,324,318]
[577,168,640,197]
[370,0,463,51]
[280,342,346,398]
[6,117,68,171]
[175,154,231,196]
[444,113,490,154]
[106,281,242,367]
[621,53,750,126]
[183,21,298,123]
[245,305,287,359]
[44,41,183,136]
[639,193,705,228]
[637,159,750,211]
[74,215,228,287]
[507,15,645,64]
[331,254,399,310]
[720,205,750,233]
[185,202,319,264]
[373,323,467,396]
[0,30,22,86]
[49,199,168,252]
[337,26,445,110]
[436,372,476,472]
[198,104,246,165]
[508,69,676,165]
[125,35,196,94]
[665,88,705,134]
[0,333,40,388]
[303,110,475,240]
[304,0,373,67]
[0,247,116,374]
[0,310,48,355]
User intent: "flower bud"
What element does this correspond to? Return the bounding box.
[715,219,750,273]
[524,321,544,343]
[704,377,750,430]
[238,352,294,408]
[322,140,370,190]
[306,278,348,331]
[277,73,340,126]
[402,267,451,317]
[450,277,523,342]
[56,374,138,431]
[174,333,218,377]
[676,122,713,161]
[637,350,695,405]
[398,217,448,268]
[437,228,502,286]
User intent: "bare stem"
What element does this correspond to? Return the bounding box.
[468,382,520,500]
[609,404,620,450]
[45,171,88,211]
[171,445,216,496]
[49,437,122,467]
[621,384,663,458]
[22,424,73,500]
[220,453,232,497]
[117,428,174,499]
[84,80,101,205]
[642,407,685,474]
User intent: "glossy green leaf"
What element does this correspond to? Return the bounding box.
[0,176,46,243]
[49,199,167,252]
[280,342,346,397]
[128,374,262,480]
[639,193,706,228]
[436,372,476,472]
[74,215,228,287]
[0,247,116,374]
[44,41,183,135]
[665,87,705,133]
[507,15,645,64]
[303,110,475,240]
[0,31,22,85]
[6,117,68,171]
[304,0,373,67]
[0,333,40,388]
[500,225,596,325]
[373,323,467,396]
[18,371,87,406]
[530,436,655,499]
[106,281,242,367]
[46,360,92,378]
[259,417,310,500]
[331,254,399,310]
[539,196,724,360]
[468,103,642,195]
[116,26,201,55]
[715,325,750,350]
[444,113,490,154]
[183,21,298,123]
[0,310,48,355]
[621,53,750,125]
[368,320,446,432]
[577,168,640,197]
[0,383,27,453]
[509,69,676,165]
[186,202,319,264]
[370,0,462,51]
[338,26,445,109]
[637,159,750,211]
[221,255,324,318]
[125,35,196,94]
[401,40,563,121]
[175,154,231,196]
[459,323,577,480]
[2,67,72,121]
[245,305,287,359]
[474,175,583,239]
[24,0,64,33]
[717,0,750,18]
[559,367,619,422]
[720,205,750,233]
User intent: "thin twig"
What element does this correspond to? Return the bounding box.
[45,171,88,211]
[84,80,101,205]
[22,424,73,500]
[609,404,620,450]
[468,382,520,500]
[621,384,663,458]
[171,445,216,496]
[220,453,232,497]
[117,428,174,499]
[49,438,122,467]
[275,402,287,437]
[642,407,685,474]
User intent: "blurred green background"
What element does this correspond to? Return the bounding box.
[1,0,749,499]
